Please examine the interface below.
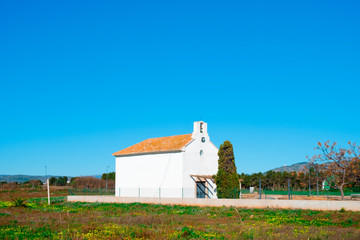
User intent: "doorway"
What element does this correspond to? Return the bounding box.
[196,181,206,198]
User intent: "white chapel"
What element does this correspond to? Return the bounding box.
[113,121,219,198]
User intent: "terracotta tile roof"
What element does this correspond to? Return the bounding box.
[112,134,193,156]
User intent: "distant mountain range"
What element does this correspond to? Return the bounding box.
[0,174,85,183]
[270,162,309,173]
[0,175,50,183]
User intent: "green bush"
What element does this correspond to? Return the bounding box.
[11,197,27,207]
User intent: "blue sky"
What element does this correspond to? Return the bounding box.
[1,0,359,176]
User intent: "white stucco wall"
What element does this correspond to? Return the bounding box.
[183,122,219,198]
[115,152,183,198]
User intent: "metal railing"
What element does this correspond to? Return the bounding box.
[67,186,360,200]
[116,187,215,199]
[68,187,217,199]
[68,188,115,196]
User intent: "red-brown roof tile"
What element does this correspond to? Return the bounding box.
[112,134,193,156]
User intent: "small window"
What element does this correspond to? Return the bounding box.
[201,137,205,143]
[200,122,203,133]
[200,150,203,156]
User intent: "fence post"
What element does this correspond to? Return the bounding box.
[47,179,50,205]
[240,182,242,199]
[308,169,311,197]
[327,190,329,200]
[316,168,319,197]
[119,188,120,197]
[288,179,290,200]
[259,179,262,199]
[101,188,102,196]
[159,187,161,198]
[138,188,140,198]
[182,187,183,199]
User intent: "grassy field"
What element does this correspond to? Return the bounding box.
[1,189,360,239]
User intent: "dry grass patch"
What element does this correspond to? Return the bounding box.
[1,191,360,239]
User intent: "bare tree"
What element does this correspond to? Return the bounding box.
[308,141,360,200]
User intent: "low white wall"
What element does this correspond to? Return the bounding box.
[67,196,360,211]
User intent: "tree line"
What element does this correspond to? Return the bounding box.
[238,170,333,191]
[239,142,360,196]
[48,176,68,186]
[0,180,43,190]
[215,140,360,200]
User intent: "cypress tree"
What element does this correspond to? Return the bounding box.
[215,140,240,198]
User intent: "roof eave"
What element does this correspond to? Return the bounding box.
[113,150,184,157]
